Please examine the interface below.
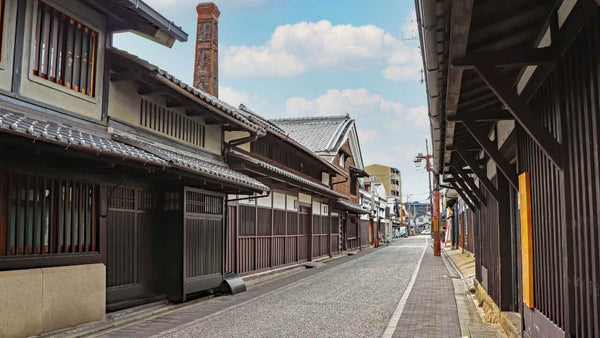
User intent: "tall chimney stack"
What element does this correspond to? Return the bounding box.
[194,3,220,97]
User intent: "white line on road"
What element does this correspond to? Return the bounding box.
[381,241,428,338]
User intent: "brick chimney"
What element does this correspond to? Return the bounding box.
[194,3,220,97]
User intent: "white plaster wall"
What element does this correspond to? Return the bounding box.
[224,131,251,152]
[497,120,515,148]
[239,194,255,205]
[312,201,321,215]
[273,192,286,210]
[256,193,272,208]
[298,193,311,205]
[321,172,330,186]
[108,80,222,155]
[286,194,298,211]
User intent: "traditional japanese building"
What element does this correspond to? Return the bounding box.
[272,115,370,251]
[0,1,268,336]
[417,0,600,336]
[225,105,348,276]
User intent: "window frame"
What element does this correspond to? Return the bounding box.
[27,0,103,104]
[0,170,104,271]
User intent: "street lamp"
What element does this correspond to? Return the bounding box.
[414,140,440,257]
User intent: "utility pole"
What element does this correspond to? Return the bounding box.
[414,139,440,256]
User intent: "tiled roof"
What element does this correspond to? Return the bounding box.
[142,143,269,192]
[0,108,167,165]
[336,200,369,214]
[270,115,353,153]
[229,150,347,199]
[110,48,265,136]
[238,105,347,177]
[0,105,268,192]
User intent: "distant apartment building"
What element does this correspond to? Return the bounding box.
[364,164,402,201]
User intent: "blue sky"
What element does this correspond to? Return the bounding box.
[114,0,431,202]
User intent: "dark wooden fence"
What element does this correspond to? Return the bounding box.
[360,219,369,247]
[514,12,600,336]
[232,204,337,275]
[106,186,158,305]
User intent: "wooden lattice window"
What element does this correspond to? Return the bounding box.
[140,98,206,147]
[32,1,98,97]
[0,172,99,256]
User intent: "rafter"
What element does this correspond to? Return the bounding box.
[448,109,513,122]
[454,148,499,201]
[473,63,562,168]
[460,117,518,189]
[450,166,486,206]
[449,171,481,209]
[448,180,478,211]
[452,47,555,69]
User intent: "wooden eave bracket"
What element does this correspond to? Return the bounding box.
[453,148,500,201]
[460,116,519,189]
[448,171,481,210]
[473,62,563,169]
[448,180,478,211]
[449,166,487,206]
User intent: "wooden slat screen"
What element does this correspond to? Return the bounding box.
[140,98,206,147]
[32,1,97,97]
[0,172,98,256]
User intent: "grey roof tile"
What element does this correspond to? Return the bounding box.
[0,106,268,192]
[270,115,352,153]
[229,150,346,199]
[0,109,167,165]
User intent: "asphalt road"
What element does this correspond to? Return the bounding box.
[160,236,429,338]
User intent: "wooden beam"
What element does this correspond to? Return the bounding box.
[473,63,562,168]
[449,170,481,210]
[450,166,487,206]
[445,0,474,115]
[461,117,518,189]
[454,148,499,201]
[448,109,513,122]
[452,47,556,68]
[109,71,140,82]
[448,181,478,212]
[521,0,598,103]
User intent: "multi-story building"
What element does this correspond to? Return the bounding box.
[0,1,270,335]
[272,114,370,252]
[364,164,402,201]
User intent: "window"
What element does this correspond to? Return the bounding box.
[140,98,206,147]
[339,154,345,168]
[32,1,98,97]
[0,172,99,257]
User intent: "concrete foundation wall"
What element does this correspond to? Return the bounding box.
[0,263,105,337]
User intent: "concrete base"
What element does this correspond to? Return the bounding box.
[0,264,105,337]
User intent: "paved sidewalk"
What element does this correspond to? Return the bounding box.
[392,245,462,338]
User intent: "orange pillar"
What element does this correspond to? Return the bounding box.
[432,189,441,256]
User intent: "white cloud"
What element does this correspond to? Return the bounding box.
[358,129,379,143]
[285,88,403,117]
[222,20,421,80]
[219,86,250,107]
